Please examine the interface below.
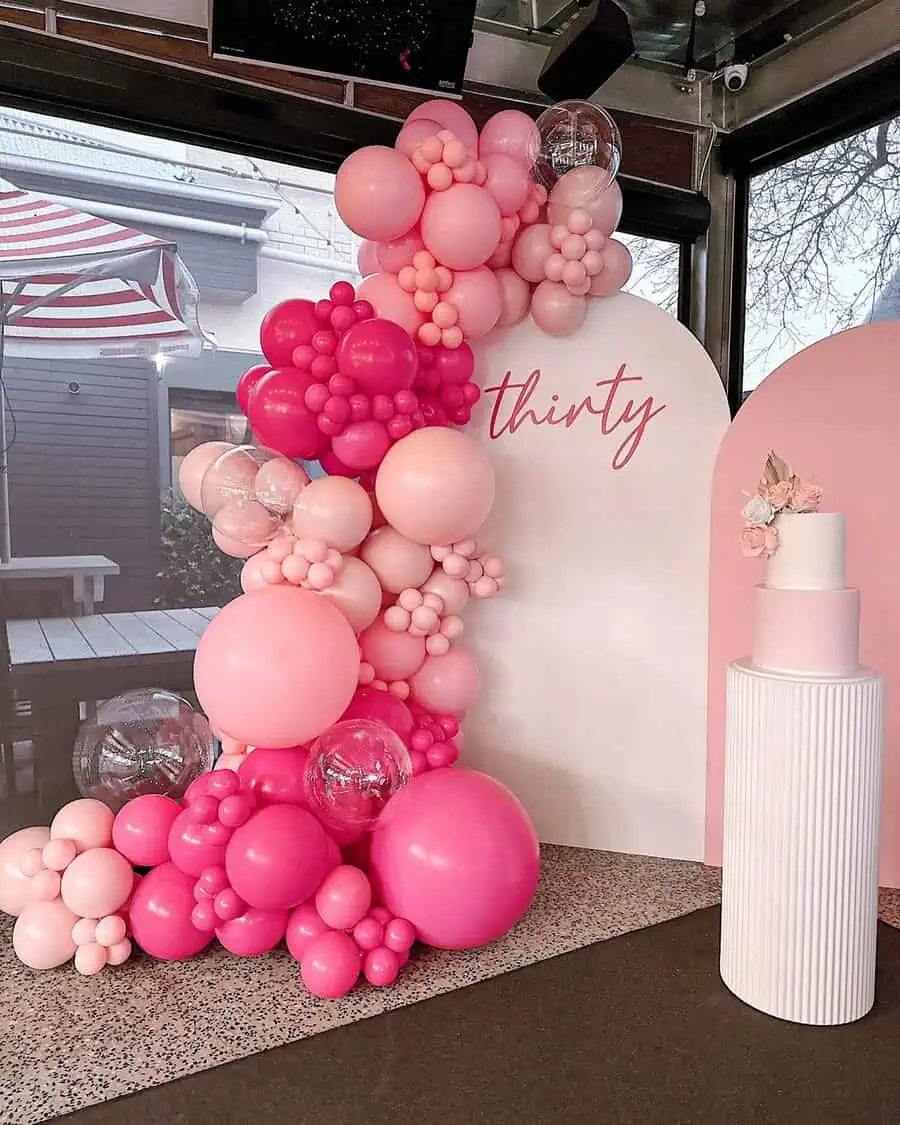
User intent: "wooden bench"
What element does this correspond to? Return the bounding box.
[3,607,220,818]
[0,554,120,615]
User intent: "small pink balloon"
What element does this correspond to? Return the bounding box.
[495,267,532,327]
[61,848,134,919]
[335,145,425,242]
[315,865,372,931]
[213,500,279,550]
[286,902,331,961]
[41,838,76,872]
[409,645,481,716]
[216,906,288,956]
[72,917,98,946]
[395,117,443,157]
[341,687,415,744]
[511,224,554,284]
[421,569,469,616]
[300,930,362,999]
[106,938,132,966]
[95,914,127,947]
[353,916,384,951]
[364,945,400,987]
[113,795,182,868]
[421,184,501,271]
[128,862,214,961]
[50,799,114,853]
[407,101,479,155]
[445,267,504,340]
[482,152,532,216]
[292,475,373,553]
[74,942,108,976]
[213,527,260,559]
[238,746,309,808]
[168,809,229,877]
[358,240,380,276]
[355,273,425,338]
[358,618,427,681]
[178,441,234,512]
[29,869,61,903]
[331,420,392,472]
[589,238,633,296]
[317,556,383,633]
[13,898,79,969]
[530,278,587,336]
[384,916,417,953]
[361,526,434,594]
[376,229,425,274]
[240,551,272,593]
[479,109,541,166]
[547,170,623,235]
[255,457,309,517]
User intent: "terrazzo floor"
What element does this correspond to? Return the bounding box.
[1,847,898,1125]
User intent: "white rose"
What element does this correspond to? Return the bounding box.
[741,494,775,524]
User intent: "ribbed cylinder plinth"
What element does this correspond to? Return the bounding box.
[720,660,884,1026]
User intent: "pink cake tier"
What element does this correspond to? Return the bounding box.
[751,584,860,678]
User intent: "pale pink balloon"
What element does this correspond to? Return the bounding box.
[200,447,259,518]
[511,223,554,284]
[318,556,383,633]
[421,569,469,616]
[547,170,623,235]
[0,826,50,917]
[358,240,380,277]
[335,145,425,242]
[292,475,373,552]
[495,267,532,327]
[482,153,532,216]
[356,273,425,338]
[255,457,309,517]
[214,500,280,550]
[194,586,360,748]
[531,279,587,336]
[361,526,436,594]
[420,184,502,271]
[50,799,114,853]
[240,551,273,593]
[479,109,541,167]
[213,526,261,559]
[409,645,481,715]
[445,267,504,340]
[408,101,479,155]
[376,229,425,274]
[61,848,134,919]
[375,428,496,546]
[395,117,443,157]
[359,618,427,681]
[75,942,108,976]
[178,441,234,512]
[589,238,634,296]
[13,898,79,969]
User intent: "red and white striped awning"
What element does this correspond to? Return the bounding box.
[0,177,206,359]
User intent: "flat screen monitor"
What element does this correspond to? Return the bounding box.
[209,0,477,97]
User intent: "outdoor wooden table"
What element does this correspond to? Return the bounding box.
[0,555,120,615]
[4,606,219,814]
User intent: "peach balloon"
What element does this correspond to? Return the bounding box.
[547,170,623,235]
[13,899,79,970]
[318,556,383,633]
[200,447,259,517]
[61,848,134,919]
[255,457,309,517]
[420,184,501,271]
[495,267,532,327]
[359,618,427,681]
[361,526,435,594]
[511,224,554,284]
[482,153,532,216]
[409,645,481,715]
[356,273,425,338]
[194,586,359,748]
[445,267,504,340]
[375,428,496,546]
[240,551,274,593]
[358,240,380,276]
[213,526,261,559]
[50,799,114,853]
[408,101,479,155]
[177,441,233,512]
[479,109,541,166]
[530,279,587,336]
[292,476,373,552]
[334,145,425,242]
[395,117,443,157]
[377,229,425,274]
[0,826,50,916]
[589,238,634,297]
[213,500,280,550]
[422,570,470,616]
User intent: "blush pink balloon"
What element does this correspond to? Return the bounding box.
[408,101,479,155]
[445,267,504,340]
[292,475,373,552]
[495,267,532,327]
[479,109,541,166]
[589,238,634,296]
[178,441,234,512]
[376,229,425,274]
[335,145,425,242]
[61,848,134,919]
[370,768,540,949]
[547,170,623,235]
[226,804,335,911]
[50,799,114,853]
[318,556,383,633]
[511,223,553,283]
[238,746,310,807]
[360,526,434,593]
[0,826,50,917]
[216,907,288,956]
[421,184,501,271]
[240,551,273,593]
[286,902,331,961]
[194,586,359,748]
[113,795,181,868]
[356,273,425,338]
[482,153,532,216]
[128,862,214,960]
[300,930,362,999]
[13,898,79,969]
[408,645,480,715]
[530,278,587,336]
[359,619,427,681]
[213,527,262,559]
[421,569,469,616]
[375,428,496,546]
[315,864,372,930]
[342,686,415,744]
[358,240,380,276]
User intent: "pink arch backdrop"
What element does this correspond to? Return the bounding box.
[706,321,900,885]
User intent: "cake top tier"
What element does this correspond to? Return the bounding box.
[765,511,846,590]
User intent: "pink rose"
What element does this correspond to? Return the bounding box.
[790,481,823,513]
[741,523,778,558]
[763,479,793,509]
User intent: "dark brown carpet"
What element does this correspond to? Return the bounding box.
[59,907,900,1125]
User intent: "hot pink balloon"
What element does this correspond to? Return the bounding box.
[409,645,480,715]
[335,317,418,396]
[482,152,532,216]
[376,229,425,274]
[375,428,496,546]
[167,808,230,877]
[225,804,335,911]
[342,686,415,744]
[360,526,434,593]
[194,586,359,748]
[0,826,50,917]
[178,441,233,512]
[238,746,310,808]
[431,341,475,385]
[408,100,479,155]
[511,223,553,283]
[50,799,114,853]
[356,272,425,338]
[13,898,79,969]
[292,475,373,552]
[113,795,181,868]
[547,170,623,235]
[260,299,318,367]
[216,907,288,956]
[395,117,442,157]
[128,862,214,960]
[420,184,501,271]
[331,420,392,472]
[359,618,427,681]
[60,848,134,919]
[335,145,425,242]
[495,267,532,327]
[531,278,587,336]
[589,238,633,296]
[300,930,362,999]
[445,267,504,340]
[370,768,540,949]
[286,902,331,961]
[318,556,383,633]
[479,109,541,166]
[358,240,380,276]
[315,864,372,930]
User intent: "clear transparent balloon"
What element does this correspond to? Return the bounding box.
[533,100,622,195]
[200,444,285,548]
[72,689,216,811]
[305,718,413,833]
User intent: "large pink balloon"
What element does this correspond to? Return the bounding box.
[482,153,531,216]
[511,223,553,284]
[445,267,504,340]
[408,100,479,155]
[547,171,623,235]
[335,146,425,242]
[420,184,501,271]
[194,587,359,748]
[479,109,541,166]
[409,645,480,715]
[589,238,634,296]
[238,746,309,807]
[395,117,442,157]
[318,556,383,633]
[113,795,181,868]
[0,826,50,917]
[370,769,540,949]
[13,898,79,969]
[375,428,496,546]
[225,805,334,911]
[356,273,425,338]
[129,862,214,960]
[530,279,587,336]
[216,907,288,956]
[359,619,427,681]
[292,475,373,552]
[495,267,532,327]
[178,441,233,512]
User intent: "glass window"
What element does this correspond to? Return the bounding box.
[742,115,900,397]
[618,233,682,316]
[169,392,248,501]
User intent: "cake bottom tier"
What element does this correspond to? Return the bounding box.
[751,584,859,678]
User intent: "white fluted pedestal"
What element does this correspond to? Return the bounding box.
[720,660,885,1026]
